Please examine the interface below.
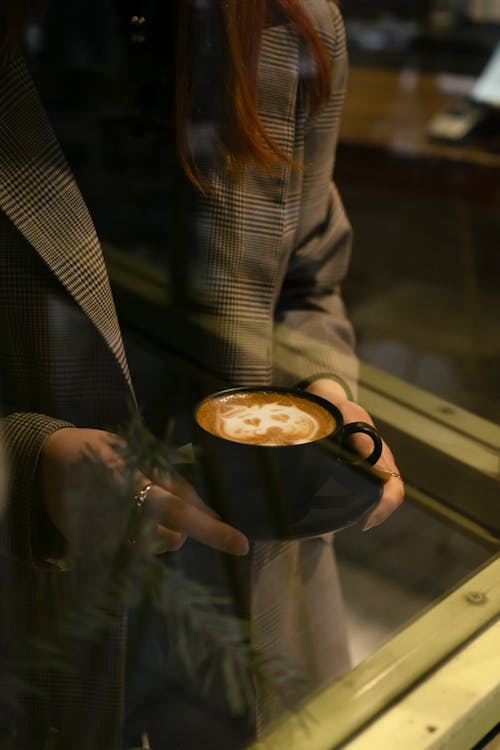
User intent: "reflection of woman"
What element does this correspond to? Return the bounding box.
[0,1,404,748]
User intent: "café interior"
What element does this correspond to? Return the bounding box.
[8,0,500,747]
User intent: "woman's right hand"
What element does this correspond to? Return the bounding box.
[38,427,249,556]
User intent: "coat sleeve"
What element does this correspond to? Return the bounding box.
[272,0,359,398]
[1,412,73,563]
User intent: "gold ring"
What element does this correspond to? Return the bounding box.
[378,469,403,481]
[128,483,153,544]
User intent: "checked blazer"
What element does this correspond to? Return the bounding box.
[0,50,137,750]
[1,0,356,746]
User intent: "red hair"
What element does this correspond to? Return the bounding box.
[1,1,333,189]
[177,0,333,188]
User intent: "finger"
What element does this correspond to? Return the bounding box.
[358,440,404,530]
[359,475,405,531]
[343,431,380,461]
[333,405,380,461]
[372,466,403,482]
[128,497,187,553]
[86,431,127,475]
[146,487,249,556]
[151,525,187,554]
[304,379,351,404]
[371,441,402,485]
[154,471,220,519]
[340,402,375,426]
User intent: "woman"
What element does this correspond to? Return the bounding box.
[0,1,404,747]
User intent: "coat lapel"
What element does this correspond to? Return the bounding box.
[0,54,133,394]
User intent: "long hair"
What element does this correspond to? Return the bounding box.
[1,0,333,189]
[176,0,333,187]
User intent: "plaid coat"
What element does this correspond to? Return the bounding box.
[0,0,355,746]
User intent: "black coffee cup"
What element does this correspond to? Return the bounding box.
[192,387,384,540]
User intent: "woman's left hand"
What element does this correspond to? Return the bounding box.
[305,379,405,531]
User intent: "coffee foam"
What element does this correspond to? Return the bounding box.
[196,391,336,446]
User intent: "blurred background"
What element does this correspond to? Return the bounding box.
[339,0,500,422]
[328,0,500,667]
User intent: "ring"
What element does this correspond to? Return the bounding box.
[378,469,403,481]
[128,483,153,544]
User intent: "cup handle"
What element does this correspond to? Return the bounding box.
[340,422,383,465]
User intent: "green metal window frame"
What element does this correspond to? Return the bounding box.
[250,555,500,750]
[358,362,500,549]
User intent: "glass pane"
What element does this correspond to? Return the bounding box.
[333,0,500,681]
[339,0,500,423]
[1,1,498,748]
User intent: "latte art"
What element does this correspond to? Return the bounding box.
[217,402,322,445]
[196,391,336,446]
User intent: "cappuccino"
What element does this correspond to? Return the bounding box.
[196,390,336,446]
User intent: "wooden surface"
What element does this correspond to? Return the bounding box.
[341,619,500,750]
[249,555,500,750]
[340,67,500,168]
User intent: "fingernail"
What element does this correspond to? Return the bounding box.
[229,535,250,556]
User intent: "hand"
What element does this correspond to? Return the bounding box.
[305,379,404,531]
[38,427,249,556]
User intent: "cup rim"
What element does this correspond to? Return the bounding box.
[194,386,343,447]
